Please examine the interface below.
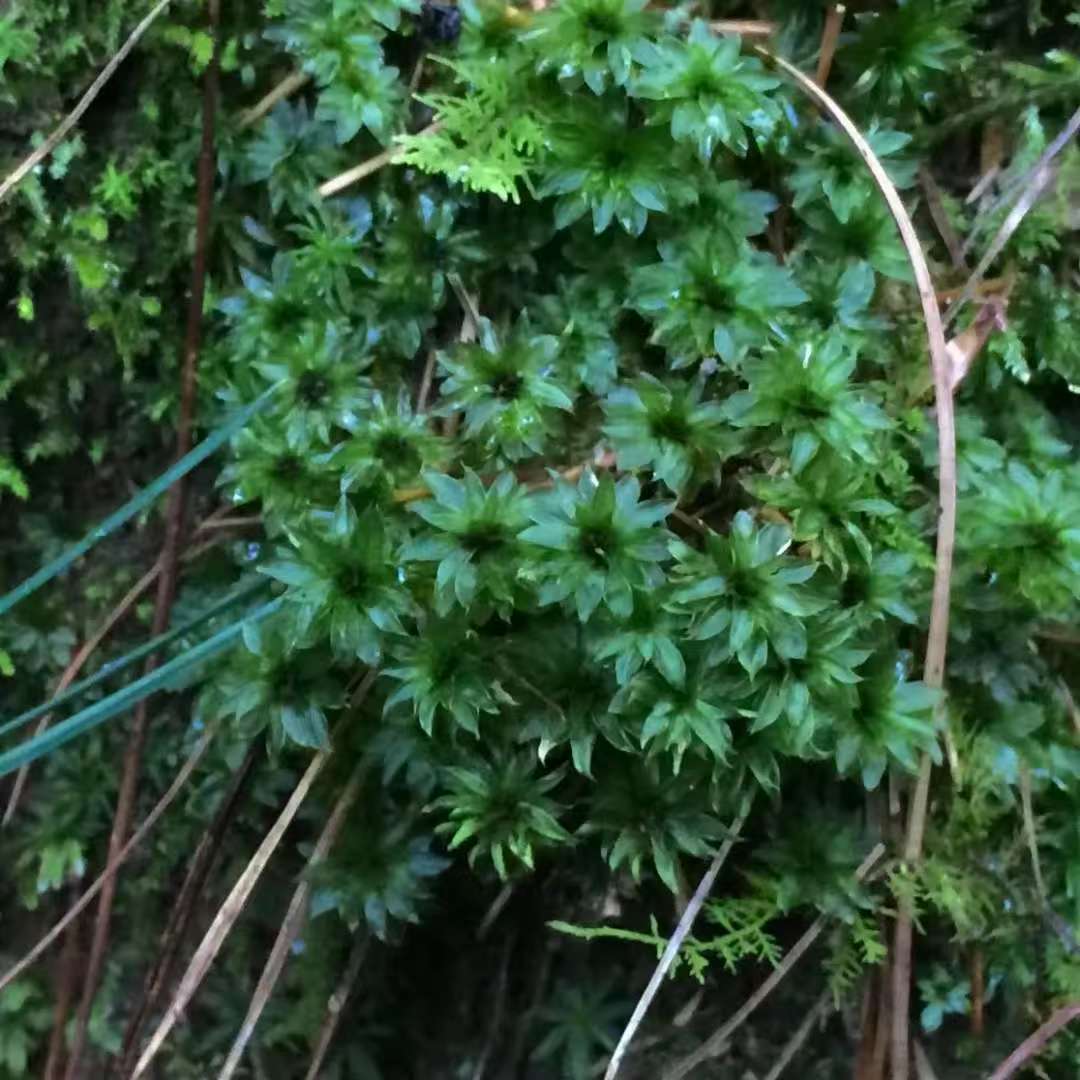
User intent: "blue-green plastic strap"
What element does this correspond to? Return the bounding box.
[0,388,276,620]
[0,578,271,743]
[0,597,282,778]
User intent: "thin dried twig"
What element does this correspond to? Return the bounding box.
[986,1003,1080,1080]
[116,740,262,1076]
[815,5,845,88]
[3,520,227,827]
[973,108,1080,237]
[912,1039,940,1080]
[762,989,832,1080]
[471,933,516,1080]
[217,761,368,1079]
[197,514,263,530]
[1019,762,1047,903]
[317,122,440,198]
[0,723,217,996]
[477,883,516,942]
[661,844,884,1080]
[708,20,777,38]
[302,934,370,1080]
[131,671,376,1077]
[1059,678,1080,741]
[604,797,752,1080]
[448,272,483,333]
[416,350,439,414]
[945,106,1080,329]
[132,750,330,1077]
[508,943,554,1076]
[238,69,312,129]
[919,164,967,271]
[0,0,174,205]
[65,9,224,1072]
[943,297,1008,396]
[2,562,157,827]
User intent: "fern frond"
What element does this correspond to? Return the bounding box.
[397,56,550,202]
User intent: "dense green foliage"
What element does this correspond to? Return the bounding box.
[2,1,1080,1077]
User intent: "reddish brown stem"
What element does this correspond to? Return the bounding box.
[815,5,845,88]
[43,895,81,1080]
[970,948,985,1038]
[870,966,891,1079]
[63,7,223,1076]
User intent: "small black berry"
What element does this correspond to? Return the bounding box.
[421,1,462,44]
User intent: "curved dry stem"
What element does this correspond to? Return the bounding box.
[754,48,955,1080]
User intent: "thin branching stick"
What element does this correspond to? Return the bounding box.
[603,796,752,1080]
[1019,762,1048,903]
[966,106,1080,252]
[662,845,885,1080]
[216,760,368,1078]
[302,934,370,1080]
[0,723,217,996]
[131,671,376,1077]
[762,989,832,1080]
[65,8,224,1072]
[0,0,175,205]
[944,106,1080,329]
[750,47,955,1080]
[986,1003,1080,1080]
